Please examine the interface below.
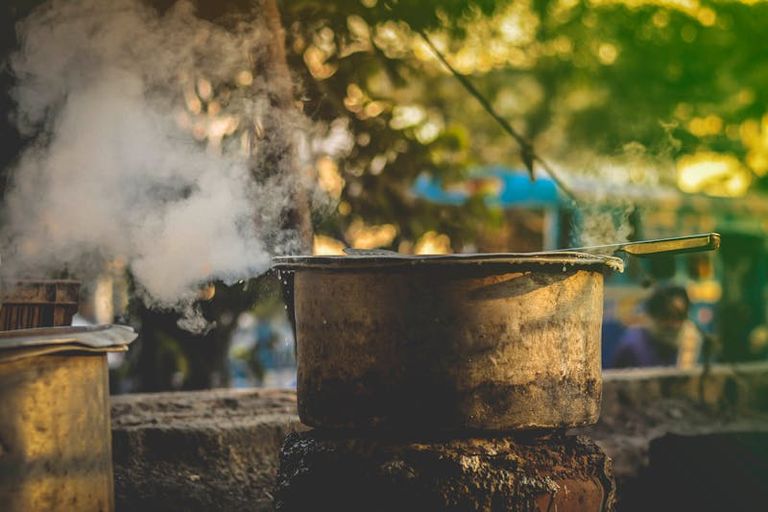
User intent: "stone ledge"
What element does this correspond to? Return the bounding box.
[111,363,768,511]
[602,361,768,415]
[112,388,304,512]
[587,362,768,509]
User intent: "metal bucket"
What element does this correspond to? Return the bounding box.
[274,252,623,431]
[0,326,137,512]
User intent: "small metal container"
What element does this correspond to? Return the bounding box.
[0,280,81,330]
[0,325,137,512]
[275,252,623,432]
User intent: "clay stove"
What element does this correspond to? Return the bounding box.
[272,253,618,511]
[275,430,614,510]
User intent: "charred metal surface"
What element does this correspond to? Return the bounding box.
[274,430,616,511]
[291,266,604,430]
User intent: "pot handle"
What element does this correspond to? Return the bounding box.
[567,232,720,257]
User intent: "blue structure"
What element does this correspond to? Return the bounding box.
[412,166,563,250]
[412,166,561,208]
[415,166,768,365]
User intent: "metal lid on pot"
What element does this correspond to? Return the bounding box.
[273,251,624,272]
[0,324,138,363]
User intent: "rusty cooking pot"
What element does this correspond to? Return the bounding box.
[274,234,720,432]
[274,251,621,431]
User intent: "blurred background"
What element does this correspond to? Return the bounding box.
[2,0,768,392]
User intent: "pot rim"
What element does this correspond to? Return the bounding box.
[273,251,624,272]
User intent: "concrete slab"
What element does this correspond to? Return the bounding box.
[111,388,304,512]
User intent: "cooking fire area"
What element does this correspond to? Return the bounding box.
[270,252,624,511]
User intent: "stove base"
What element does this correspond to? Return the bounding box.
[275,430,615,511]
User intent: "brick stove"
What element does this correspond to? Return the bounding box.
[275,430,614,511]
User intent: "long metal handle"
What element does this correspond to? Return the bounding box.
[566,233,721,257]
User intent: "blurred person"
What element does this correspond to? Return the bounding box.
[612,285,703,368]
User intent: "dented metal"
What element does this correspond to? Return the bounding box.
[276,254,615,431]
[0,326,136,512]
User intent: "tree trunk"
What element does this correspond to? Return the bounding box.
[131,0,311,392]
[250,0,313,253]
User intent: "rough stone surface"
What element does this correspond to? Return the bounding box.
[584,362,768,510]
[109,362,768,511]
[593,363,768,472]
[274,430,616,511]
[111,388,304,512]
[601,361,768,416]
[641,431,768,512]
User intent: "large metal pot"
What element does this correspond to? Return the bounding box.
[274,252,623,431]
[0,325,137,512]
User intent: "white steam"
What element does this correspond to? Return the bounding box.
[566,143,671,247]
[2,0,307,313]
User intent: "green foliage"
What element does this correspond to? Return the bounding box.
[287,0,506,32]
[282,0,768,249]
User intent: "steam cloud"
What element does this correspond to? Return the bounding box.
[2,0,308,318]
[568,143,669,247]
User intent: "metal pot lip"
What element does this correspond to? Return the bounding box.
[273,251,624,272]
[0,324,138,352]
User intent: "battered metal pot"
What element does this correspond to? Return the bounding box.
[0,325,137,512]
[274,252,623,432]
